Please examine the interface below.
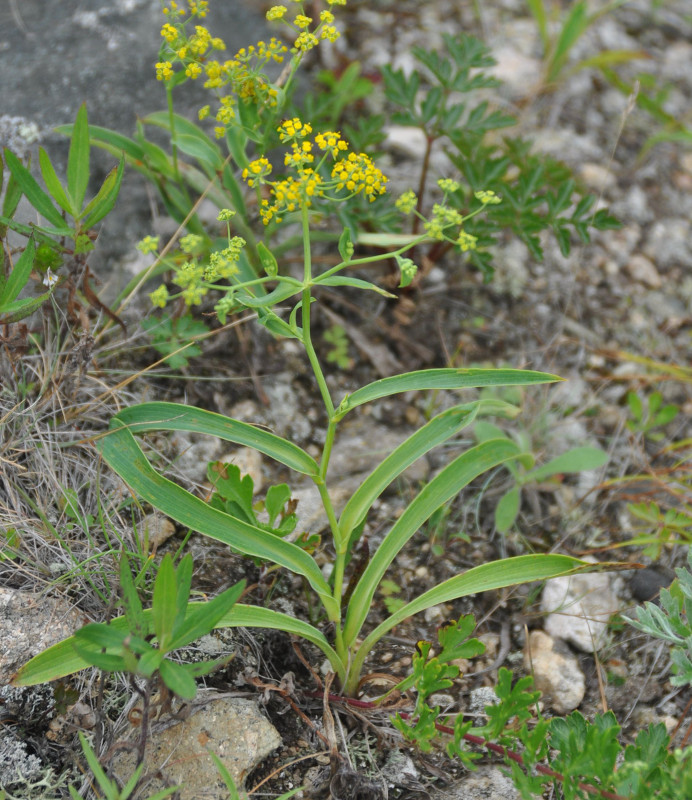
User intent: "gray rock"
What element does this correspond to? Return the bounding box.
[541,564,620,652]
[0,588,86,684]
[139,512,177,549]
[625,254,662,288]
[524,630,585,714]
[111,697,281,799]
[442,766,521,800]
[169,430,225,484]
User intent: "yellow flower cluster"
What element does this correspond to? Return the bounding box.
[395,190,417,214]
[242,121,387,225]
[156,2,286,136]
[146,227,247,309]
[242,157,272,187]
[264,1,344,52]
[424,203,464,240]
[331,152,386,200]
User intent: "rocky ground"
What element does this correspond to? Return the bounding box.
[1,0,692,798]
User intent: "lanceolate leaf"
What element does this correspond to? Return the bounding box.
[334,368,561,419]
[38,148,75,216]
[12,602,339,685]
[3,148,67,229]
[338,402,482,540]
[98,421,333,607]
[348,554,592,688]
[81,158,124,228]
[314,275,396,298]
[67,103,90,211]
[343,438,523,645]
[0,237,36,307]
[113,402,319,476]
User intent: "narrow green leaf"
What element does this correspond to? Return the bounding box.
[315,275,396,298]
[335,368,561,420]
[13,602,339,685]
[356,232,431,247]
[38,148,75,216]
[56,123,146,164]
[167,580,245,651]
[119,553,147,638]
[526,446,608,483]
[526,0,549,50]
[98,421,332,604]
[338,227,354,262]
[0,237,35,307]
[80,158,124,228]
[3,148,67,229]
[548,1,588,83]
[495,486,521,533]
[159,659,198,699]
[0,162,23,237]
[0,292,52,324]
[67,103,90,210]
[343,438,523,645]
[152,554,178,649]
[77,732,120,800]
[339,403,481,540]
[174,554,194,631]
[352,555,593,679]
[258,241,278,277]
[113,402,319,476]
[175,133,224,174]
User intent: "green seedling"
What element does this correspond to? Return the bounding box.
[323,324,352,369]
[626,390,679,441]
[526,0,644,87]
[141,313,208,369]
[0,104,123,324]
[69,733,178,800]
[474,421,608,533]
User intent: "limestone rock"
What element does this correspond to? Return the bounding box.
[541,564,620,652]
[1,588,86,685]
[111,697,281,799]
[525,630,585,714]
[443,766,521,800]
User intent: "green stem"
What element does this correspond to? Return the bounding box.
[315,235,430,283]
[166,83,179,181]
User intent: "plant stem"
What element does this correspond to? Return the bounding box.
[166,84,180,182]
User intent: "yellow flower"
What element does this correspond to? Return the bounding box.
[278,118,313,142]
[160,23,179,44]
[457,230,478,251]
[294,31,319,51]
[150,285,169,308]
[294,14,312,29]
[214,126,226,139]
[188,1,209,17]
[320,10,335,23]
[198,104,210,120]
[315,131,349,157]
[267,6,287,21]
[438,178,460,193]
[155,61,174,81]
[242,157,272,186]
[137,235,160,254]
[217,209,236,221]
[185,62,203,79]
[320,25,339,42]
[395,190,417,214]
[474,189,502,205]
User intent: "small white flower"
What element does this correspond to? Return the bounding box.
[43,268,59,288]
